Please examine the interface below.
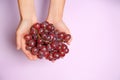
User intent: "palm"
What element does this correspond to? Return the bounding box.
[16,20,38,60]
[52,20,71,44]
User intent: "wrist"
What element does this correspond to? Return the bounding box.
[21,15,37,23]
[47,16,62,24]
[47,0,65,23]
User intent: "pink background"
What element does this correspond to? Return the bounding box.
[0,0,120,80]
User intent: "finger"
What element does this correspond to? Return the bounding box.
[21,38,38,60]
[64,29,72,45]
[65,29,72,45]
[16,31,22,50]
[67,37,72,45]
[61,27,72,45]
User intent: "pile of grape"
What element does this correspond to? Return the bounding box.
[24,21,71,61]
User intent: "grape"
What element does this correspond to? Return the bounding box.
[24,34,32,41]
[32,47,39,55]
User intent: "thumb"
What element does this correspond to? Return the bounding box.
[16,31,22,50]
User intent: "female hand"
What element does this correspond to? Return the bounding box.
[47,0,72,44]
[17,0,38,60]
[16,19,38,60]
[47,19,72,44]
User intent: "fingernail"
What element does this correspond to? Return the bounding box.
[17,47,20,50]
[67,42,70,45]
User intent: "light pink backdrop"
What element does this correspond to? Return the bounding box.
[0,0,120,80]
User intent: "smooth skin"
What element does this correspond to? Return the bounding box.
[16,0,71,60]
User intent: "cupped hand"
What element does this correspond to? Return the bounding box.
[16,19,38,60]
[47,20,72,44]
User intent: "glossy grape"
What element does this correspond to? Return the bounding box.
[64,34,71,42]
[27,40,36,47]
[26,45,32,51]
[32,47,38,55]
[24,34,32,41]
[33,23,41,30]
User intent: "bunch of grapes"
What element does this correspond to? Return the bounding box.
[24,21,71,61]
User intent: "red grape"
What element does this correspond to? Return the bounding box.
[26,45,32,51]
[27,40,36,47]
[37,39,43,44]
[32,47,39,55]
[30,27,37,34]
[64,34,71,42]
[53,52,60,59]
[33,23,41,30]
[58,32,65,40]
[24,34,32,41]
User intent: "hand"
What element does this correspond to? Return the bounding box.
[47,19,72,44]
[16,19,38,60]
[47,0,71,44]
